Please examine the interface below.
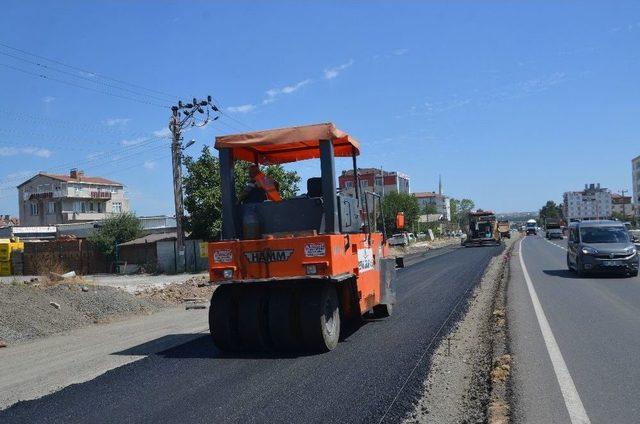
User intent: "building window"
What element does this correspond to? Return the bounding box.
[97,202,102,213]
[46,202,55,215]
[89,202,94,212]
[112,202,122,213]
[345,181,353,188]
[81,202,86,213]
[375,176,383,186]
[30,203,38,216]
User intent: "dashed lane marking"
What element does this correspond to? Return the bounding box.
[519,238,591,424]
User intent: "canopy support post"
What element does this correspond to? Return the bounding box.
[320,139,339,234]
[220,148,237,240]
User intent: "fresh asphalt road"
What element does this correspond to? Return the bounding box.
[0,244,501,424]
[509,235,640,424]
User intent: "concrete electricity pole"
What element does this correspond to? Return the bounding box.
[169,96,219,260]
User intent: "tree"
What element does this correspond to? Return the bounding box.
[380,192,420,232]
[182,146,301,240]
[450,198,475,228]
[89,213,142,259]
[423,204,438,214]
[539,200,563,222]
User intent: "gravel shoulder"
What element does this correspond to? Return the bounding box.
[404,235,518,424]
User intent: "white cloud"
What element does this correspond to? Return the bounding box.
[153,127,172,138]
[323,59,354,80]
[121,137,146,146]
[104,118,131,126]
[42,96,55,103]
[0,147,52,158]
[143,160,156,170]
[227,104,256,114]
[393,48,409,56]
[264,79,312,103]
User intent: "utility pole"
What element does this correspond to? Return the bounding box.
[168,96,219,265]
[621,189,628,219]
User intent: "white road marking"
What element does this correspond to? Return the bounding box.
[543,237,568,252]
[519,238,591,424]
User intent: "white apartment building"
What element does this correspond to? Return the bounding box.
[17,169,129,226]
[633,155,640,218]
[563,183,612,221]
[414,192,451,221]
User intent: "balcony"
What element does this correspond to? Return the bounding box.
[61,212,115,222]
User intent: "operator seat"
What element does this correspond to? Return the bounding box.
[307,177,323,198]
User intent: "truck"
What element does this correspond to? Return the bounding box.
[462,210,501,246]
[525,219,537,236]
[497,220,511,239]
[544,217,563,239]
[207,123,396,353]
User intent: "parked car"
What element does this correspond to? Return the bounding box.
[567,220,639,277]
[388,233,409,247]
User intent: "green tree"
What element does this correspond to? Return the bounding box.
[380,192,420,232]
[89,213,142,259]
[182,146,301,240]
[538,200,563,221]
[423,204,438,214]
[450,198,475,228]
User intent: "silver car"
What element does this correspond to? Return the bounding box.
[567,220,639,277]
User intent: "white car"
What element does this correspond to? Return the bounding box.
[388,233,409,246]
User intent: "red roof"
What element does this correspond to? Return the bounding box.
[413,192,439,198]
[20,172,123,187]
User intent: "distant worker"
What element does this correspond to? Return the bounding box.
[239,164,282,203]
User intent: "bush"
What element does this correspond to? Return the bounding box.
[88,213,142,260]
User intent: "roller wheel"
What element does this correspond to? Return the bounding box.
[237,287,270,351]
[372,303,393,318]
[209,285,240,352]
[299,285,340,353]
[268,288,303,351]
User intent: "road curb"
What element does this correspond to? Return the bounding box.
[487,237,518,424]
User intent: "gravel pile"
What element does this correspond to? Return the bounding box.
[135,275,216,304]
[0,281,167,345]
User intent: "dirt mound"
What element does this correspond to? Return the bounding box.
[0,281,167,345]
[135,275,216,304]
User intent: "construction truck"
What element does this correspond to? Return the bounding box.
[497,220,511,239]
[207,123,396,353]
[462,210,501,246]
[544,217,563,239]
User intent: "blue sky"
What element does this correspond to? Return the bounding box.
[1,1,639,216]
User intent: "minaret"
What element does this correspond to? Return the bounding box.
[438,174,443,195]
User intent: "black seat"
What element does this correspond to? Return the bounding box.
[307,177,322,198]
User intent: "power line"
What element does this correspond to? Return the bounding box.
[0,135,171,186]
[0,40,178,101]
[0,62,168,109]
[0,50,174,104]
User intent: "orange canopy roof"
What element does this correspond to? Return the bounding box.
[214,122,360,164]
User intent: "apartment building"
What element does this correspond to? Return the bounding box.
[611,193,633,219]
[563,183,612,221]
[17,169,129,226]
[413,192,451,221]
[338,168,410,200]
